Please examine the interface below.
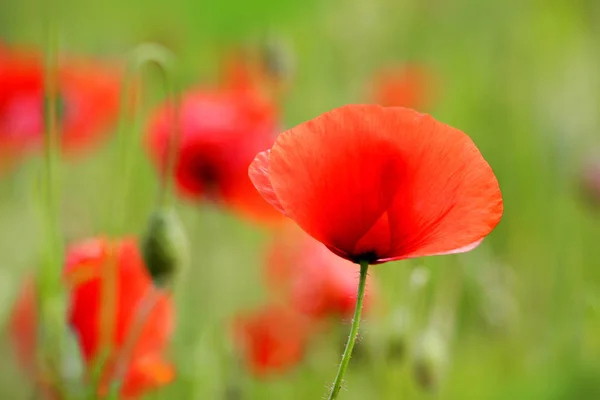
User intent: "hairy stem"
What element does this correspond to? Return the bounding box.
[327,260,369,400]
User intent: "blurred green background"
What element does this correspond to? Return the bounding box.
[1,0,600,399]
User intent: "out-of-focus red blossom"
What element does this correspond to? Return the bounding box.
[266,225,377,319]
[146,78,283,223]
[369,65,435,110]
[580,155,600,209]
[7,237,174,399]
[233,306,309,377]
[249,105,503,265]
[65,237,175,399]
[0,45,121,173]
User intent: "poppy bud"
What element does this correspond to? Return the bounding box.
[223,384,243,400]
[472,263,518,333]
[141,208,188,287]
[386,309,410,363]
[411,330,448,392]
[260,38,294,87]
[580,155,600,210]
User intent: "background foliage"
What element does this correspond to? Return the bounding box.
[1,0,600,398]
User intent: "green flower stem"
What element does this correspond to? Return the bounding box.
[38,10,66,397]
[94,43,179,394]
[123,43,179,209]
[108,42,178,233]
[430,259,463,337]
[107,286,160,399]
[39,14,60,322]
[328,260,369,400]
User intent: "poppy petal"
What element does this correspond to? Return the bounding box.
[121,354,175,398]
[352,210,392,259]
[377,112,502,261]
[131,354,175,386]
[248,150,285,214]
[266,105,407,259]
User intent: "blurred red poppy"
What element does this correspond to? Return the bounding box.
[233,305,309,377]
[146,81,283,223]
[250,104,503,264]
[8,237,174,399]
[0,45,121,173]
[65,237,174,399]
[369,65,434,110]
[266,225,376,319]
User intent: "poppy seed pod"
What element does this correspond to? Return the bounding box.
[386,309,410,363]
[223,384,243,400]
[141,208,188,287]
[261,38,294,85]
[411,330,448,392]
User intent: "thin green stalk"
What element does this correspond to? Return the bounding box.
[39,0,60,323]
[107,286,160,398]
[37,8,66,397]
[107,43,177,232]
[328,260,369,400]
[93,43,179,395]
[106,42,178,235]
[123,43,179,209]
[434,258,465,342]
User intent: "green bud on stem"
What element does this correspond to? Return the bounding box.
[412,329,448,392]
[141,208,188,288]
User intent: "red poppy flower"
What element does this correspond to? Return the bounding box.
[7,237,175,399]
[266,225,376,319]
[0,45,121,172]
[249,104,503,264]
[233,305,309,377]
[64,237,175,399]
[146,83,283,223]
[369,65,434,110]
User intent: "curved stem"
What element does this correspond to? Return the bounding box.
[107,286,160,398]
[95,43,179,391]
[125,44,180,208]
[328,260,369,400]
[108,43,178,233]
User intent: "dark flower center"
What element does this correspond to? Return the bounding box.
[190,158,220,187]
[353,251,379,264]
